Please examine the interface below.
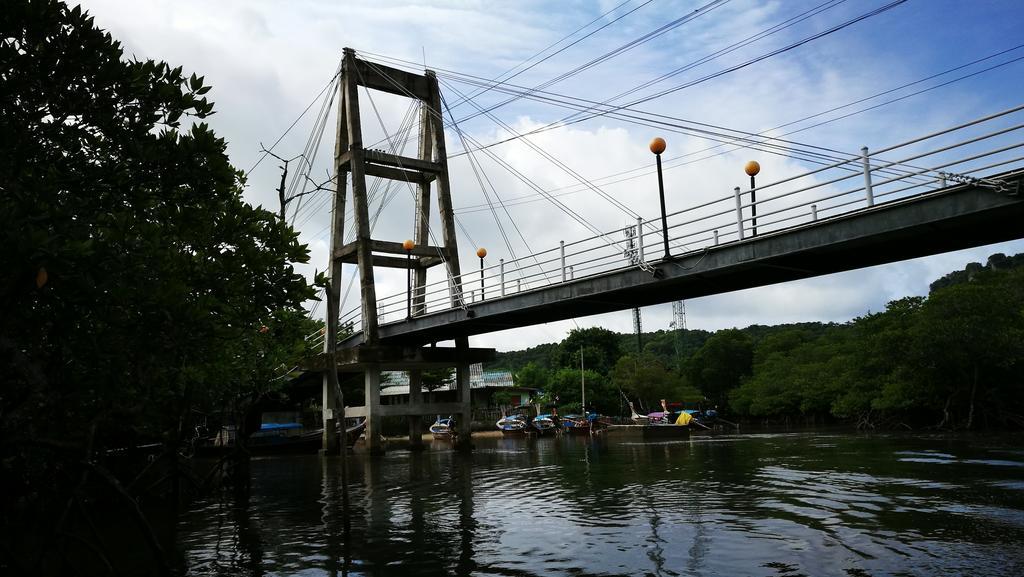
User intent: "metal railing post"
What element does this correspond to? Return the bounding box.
[517,279,521,293]
[560,241,566,282]
[713,230,719,245]
[568,265,574,280]
[733,187,745,240]
[636,217,644,262]
[500,259,505,297]
[811,204,818,221]
[861,146,875,206]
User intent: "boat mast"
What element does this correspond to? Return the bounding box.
[580,345,586,410]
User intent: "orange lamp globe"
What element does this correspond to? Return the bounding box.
[649,137,667,155]
[402,239,415,251]
[744,160,761,176]
[476,247,487,259]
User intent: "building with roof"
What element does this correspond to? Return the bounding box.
[380,363,537,424]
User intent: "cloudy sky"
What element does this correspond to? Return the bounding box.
[78,0,1024,351]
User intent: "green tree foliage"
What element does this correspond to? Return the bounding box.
[513,361,549,390]
[902,269,1024,428]
[543,367,615,414]
[489,342,559,371]
[421,368,455,399]
[684,329,753,409]
[846,297,924,422]
[635,328,712,371]
[555,327,622,375]
[610,353,700,411]
[491,389,519,409]
[0,1,314,453]
[928,252,1024,292]
[730,327,856,422]
[724,266,1024,430]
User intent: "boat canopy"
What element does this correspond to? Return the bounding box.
[260,422,303,431]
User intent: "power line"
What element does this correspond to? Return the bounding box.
[451,0,911,157]
[358,0,730,151]
[449,45,1024,214]
[247,64,342,175]
[358,0,655,151]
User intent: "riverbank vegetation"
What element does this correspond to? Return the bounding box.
[492,254,1024,431]
[2,3,315,573]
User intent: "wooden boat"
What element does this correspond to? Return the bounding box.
[602,423,691,439]
[344,417,367,446]
[628,401,651,425]
[532,413,559,436]
[560,414,591,435]
[196,417,365,455]
[497,404,539,436]
[496,413,529,435]
[631,400,697,426]
[429,416,456,440]
[603,399,693,439]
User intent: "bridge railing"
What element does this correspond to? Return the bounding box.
[322,104,1024,346]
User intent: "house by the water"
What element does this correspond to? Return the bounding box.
[380,363,537,424]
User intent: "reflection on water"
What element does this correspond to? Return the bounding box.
[177,433,1024,576]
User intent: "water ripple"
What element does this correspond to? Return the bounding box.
[178,433,1024,576]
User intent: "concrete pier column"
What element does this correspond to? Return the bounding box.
[408,369,424,450]
[454,337,473,451]
[365,365,384,455]
[322,372,339,455]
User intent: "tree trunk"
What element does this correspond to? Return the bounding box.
[966,365,978,430]
[939,392,953,429]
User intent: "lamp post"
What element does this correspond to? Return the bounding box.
[650,137,670,259]
[745,160,760,237]
[403,239,415,318]
[476,247,487,301]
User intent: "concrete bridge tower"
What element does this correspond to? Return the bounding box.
[321,48,489,454]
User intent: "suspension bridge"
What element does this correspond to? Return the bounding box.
[305,49,1024,455]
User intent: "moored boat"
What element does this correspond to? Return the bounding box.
[429,416,456,440]
[196,416,366,456]
[496,413,529,435]
[603,423,691,439]
[344,417,367,446]
[561,414,591,435]
[628,401,651,426]
[606,399,694,439]
[532,413,559,436]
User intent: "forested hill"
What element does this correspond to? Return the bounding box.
[487,252,1024,430]
[929,252,1024,292]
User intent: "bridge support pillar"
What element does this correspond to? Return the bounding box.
[454,338,473,451]
[322,373,340,455]
[364,365,384,455]
[408,369,424,450]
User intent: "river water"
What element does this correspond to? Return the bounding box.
[177,432,1024,576]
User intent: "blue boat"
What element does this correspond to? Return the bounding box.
[561,414,590,434]
[532,413,559,436]
[429,416,456,440]
[496,413,529,436]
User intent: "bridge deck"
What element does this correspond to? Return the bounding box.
[340,171,1023,347]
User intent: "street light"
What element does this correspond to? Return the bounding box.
[650,137,670,259]
[476,247,487,301]
[403,239,415,318]
[745,160,760,237]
